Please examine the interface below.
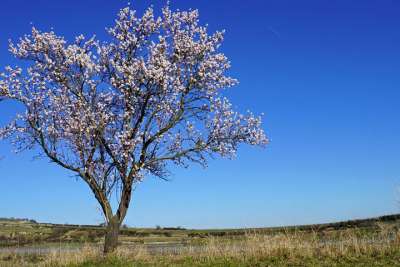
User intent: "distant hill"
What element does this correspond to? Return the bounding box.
[0,217,37,224]
[1,213,399,247]
[1,213,399,231]
[262,213,400,232]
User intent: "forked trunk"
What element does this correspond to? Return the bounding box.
[104,217,120,254]
[102,178,132,254]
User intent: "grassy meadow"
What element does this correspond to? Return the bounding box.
[0,214,400,266]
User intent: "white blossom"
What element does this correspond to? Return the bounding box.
[0,4,268,225]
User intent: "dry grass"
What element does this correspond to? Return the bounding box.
[1,224,400,266]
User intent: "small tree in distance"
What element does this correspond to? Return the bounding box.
[0,4,268,253]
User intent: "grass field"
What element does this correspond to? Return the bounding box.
[0,214,400,266]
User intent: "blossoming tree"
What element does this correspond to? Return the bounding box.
[0,5,268,253]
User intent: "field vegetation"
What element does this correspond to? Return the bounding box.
[0,214,399,266]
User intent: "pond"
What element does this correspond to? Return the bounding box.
[0,242,192,255]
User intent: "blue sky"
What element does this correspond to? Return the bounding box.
[1,0,400,229]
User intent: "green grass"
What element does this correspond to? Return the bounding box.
[8,252,400,267]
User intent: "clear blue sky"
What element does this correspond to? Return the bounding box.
[1,0,400,229]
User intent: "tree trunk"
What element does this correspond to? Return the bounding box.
[104,217,120,254]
